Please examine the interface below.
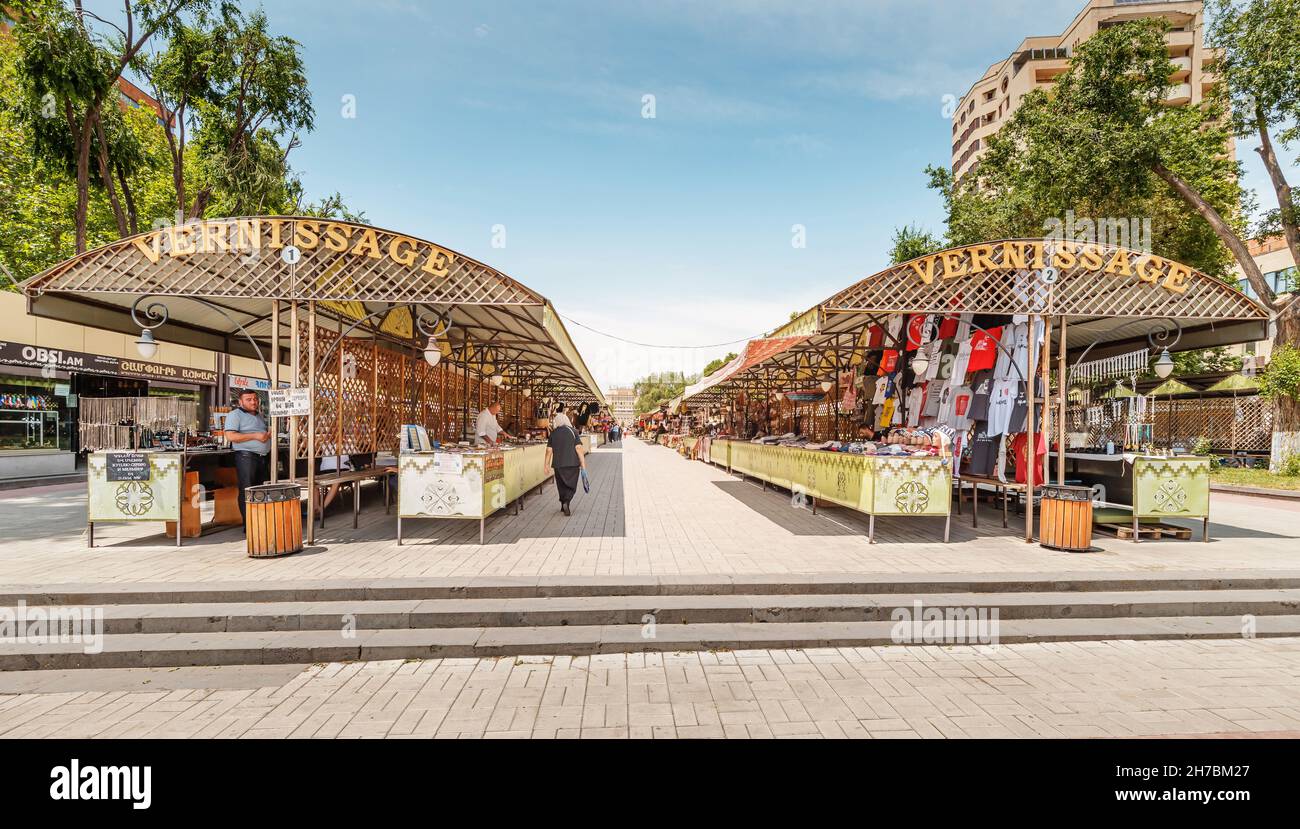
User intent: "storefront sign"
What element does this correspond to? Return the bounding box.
[0,341,218,386]
[268,388,311,417]
[230,374,289,391]
[105,452,151,482]
[130,218,458,278]
[903,241,1195,294]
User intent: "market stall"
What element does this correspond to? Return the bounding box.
[23,216,604,548]
[397,441,549,544]
[683,239,1270,545]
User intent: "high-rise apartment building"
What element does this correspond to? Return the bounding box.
[951,0,1214,182]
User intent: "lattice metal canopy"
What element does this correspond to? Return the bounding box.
[682,240,1272,406]
[19,217,604,404]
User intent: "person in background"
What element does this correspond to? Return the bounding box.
[545,414,586,516]
[551,403,571,430]
[223,389,271,524]
[475,401,513,447]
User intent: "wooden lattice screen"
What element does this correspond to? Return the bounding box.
[293,322,534,455]
[1066,396,1271,453]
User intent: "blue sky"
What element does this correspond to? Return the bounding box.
[128,1,1300,387]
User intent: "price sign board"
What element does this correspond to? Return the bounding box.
[106,452,151,482]
[269,388,311,417]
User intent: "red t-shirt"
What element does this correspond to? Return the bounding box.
[868,325,884,348]
[967,326,1003,373]
[877,349,899,375]
[937,315,959,340]
[1010,431,1047,486]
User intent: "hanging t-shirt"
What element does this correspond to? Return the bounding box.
[968,427,1001,478]
[950,340,972,386]
[938,315,959,340]
[967,327,1003,374]
[871,376,888,406]
[948,385,974,431]
[878,397,895,429]
[1010,431,1048,487]
[923,378,945,418]
[906,384,924,427]
[878,349,900,375]
[968,371,995,421]
[886,315,905,349]
[923,340,943,381]
[905,315,926,351]
[868,324,884,349]
[1007,377,1045,435]
[995,322,1026,380]
[987,379,1018,437]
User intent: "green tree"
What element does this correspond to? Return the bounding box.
[12,0,209,251]
[633,371,696,416]
[1208,0,1300,277]
[701,352,737,378]
[887,223,944,264]
[139,6,313,218]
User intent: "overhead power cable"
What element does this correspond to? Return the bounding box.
[560,315,763,349]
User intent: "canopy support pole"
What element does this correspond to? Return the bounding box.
[289,300,299,492]
[1026,314,1038,543]
[307,301,317,546]
[1057,316,1067,486]
[270,299,279,484]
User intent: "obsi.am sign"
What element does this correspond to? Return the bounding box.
[268,388,311,417]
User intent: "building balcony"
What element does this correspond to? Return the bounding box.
[1163,82,1192,105]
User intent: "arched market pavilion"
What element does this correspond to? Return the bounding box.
[680,239,1271,545]
[21,216,604,546]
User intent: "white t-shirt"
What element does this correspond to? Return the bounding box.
[950,340,972,386]
[987,379,1018,437]
[475,409,502,444]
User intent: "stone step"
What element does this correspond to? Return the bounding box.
[7,571,1300,605]
[10,589,1299,635]
[3,616,1298,670]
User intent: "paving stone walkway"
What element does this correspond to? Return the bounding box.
[0,440,1298,584]
[3,638,1299,739]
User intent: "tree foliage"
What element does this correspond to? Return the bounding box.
[633,371,696,416]
[887,224,944,264]
[701,352,737,378]
[2,1,359,287]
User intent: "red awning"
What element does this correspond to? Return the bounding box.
[682,335,810,401]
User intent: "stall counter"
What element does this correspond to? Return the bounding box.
[1049,452,1210,541]
[724,441,951,542]
[398,442,550,545]
[87,450,184,547]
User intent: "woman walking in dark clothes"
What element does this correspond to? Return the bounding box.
[545,409,586,515]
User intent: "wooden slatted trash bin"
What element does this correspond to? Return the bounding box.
[1038,484,1094,553]
[245,483,303,558]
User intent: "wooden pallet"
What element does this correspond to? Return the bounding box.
[1095,522,1192,541]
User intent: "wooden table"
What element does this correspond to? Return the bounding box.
[292,467,394,530]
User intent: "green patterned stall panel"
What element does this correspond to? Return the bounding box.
[400,452,495,519]
[712,439,731,468]
[87,452,182,523]
[867,456,952,517]
[682,436,699,455]
[793,449,868,511]
[503,444,549,504]
[729,441,758,477]
[1133,456,1210,520]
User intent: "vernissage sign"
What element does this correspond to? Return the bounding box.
[0,341,218,386]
